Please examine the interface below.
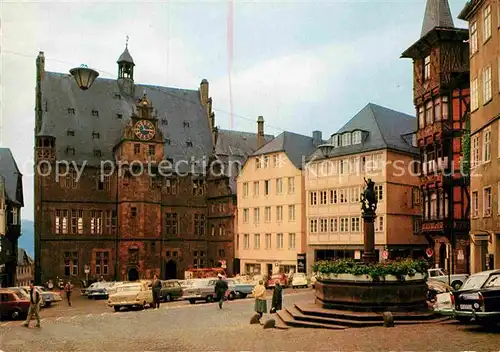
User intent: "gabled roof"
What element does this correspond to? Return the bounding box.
[38,72,213,173]
[0,148,23,206]
[421,0,455,38]
[253,131,320,169]
[307,103,418,161]
[17,248,33,266]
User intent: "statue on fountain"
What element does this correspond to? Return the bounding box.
[361,177,377,216]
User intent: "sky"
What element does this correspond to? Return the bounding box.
[1,0,468,221]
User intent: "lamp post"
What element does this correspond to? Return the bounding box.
[318,144,335,158]
[69,64,99,90]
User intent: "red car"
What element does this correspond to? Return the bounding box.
[267,274,288,289]
[0,289,30,320]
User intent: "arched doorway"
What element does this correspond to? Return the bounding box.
[439,243,447,270]
[165,260,177,279]
[128,268,139,281]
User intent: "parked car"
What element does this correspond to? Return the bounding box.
[0,289,30,320]
[267,274,288,289]
[36,286,62,305]
[87,282,117,299]
[182,278,219,304]
[7,287,29,300]
[225,278,254,300]
[291,273,308,288]
[107,282,153,312]
[452,269,500,326]
[426,279,453,302]
[428,268,468,290]
[159,280,183,302]
[21,286,56,308]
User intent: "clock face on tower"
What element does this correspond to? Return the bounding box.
[134,120,155,140]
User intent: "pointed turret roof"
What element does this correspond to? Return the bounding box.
[117,46,134,65]
[421,0,455,37]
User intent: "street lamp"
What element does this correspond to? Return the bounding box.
[69,64,99,90]
[318,144,335,158]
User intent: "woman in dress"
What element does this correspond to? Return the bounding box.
[252,280,267,320]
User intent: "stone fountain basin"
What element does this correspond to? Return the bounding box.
[315,273,428,312]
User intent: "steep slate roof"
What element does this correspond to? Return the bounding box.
[253,131,320,169]
[215,129,274,192]
[38,72,213,173]
[0,148,23,206]
[421,0,455,37]
[17,248,33,266]
[117,47,134,64]
[307,103,418,161]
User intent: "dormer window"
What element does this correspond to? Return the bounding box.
[92,109,99,117]
[92,132,100,139]
[67,130,75,136]
[67,108,75,114]
[94,149,102,157]
[352,131,362,144]
[331,135,339,148]
[186,140,193,147]
[161,119,168,125]
[183,121,191,128]
[341,133,351,147]
[66,147,76,155]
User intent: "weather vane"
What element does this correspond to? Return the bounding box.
[126,35,129,47]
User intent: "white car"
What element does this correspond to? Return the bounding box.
[291,273,308,288]
[433,292,454,316]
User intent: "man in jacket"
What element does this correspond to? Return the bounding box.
[64,280,73,306]
[151,274,161,309]
[23,281,41,328]
[214,274,228,309]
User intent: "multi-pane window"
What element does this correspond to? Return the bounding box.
[276,178,283,194]
[484,5,492,42]
[70,210,84,234]
[342,133,351,146]
[218,223,225,237]
[165,178,177,194]
[90,210,103,234]
[264,180,270,195]
[320,190,327,204]
[148,145,155,156]
[134,144,140,154]
[288,233,296,249]
[243,209,249,223]
[276,233,284,249]
[339,217,349,232]
[63,169,78,189]
[288,177,295,194]
[244,234,250,249]
[472,134,480,167]
[329,218,338,232]
[64,251,78,276]
[351,217,360,233]
[483,187,492,217]
[310,219,318,233]
[471,78,479,111]
[264,207,271,222]
[273,154,279,167]
[352,131,362,144]
[254,234,260,249]
[483,66,492,103]
[375,185,384,202]
[95,251,109,276]
[255,157,261,169]
[276,206,283,222]
[472,191,479,218]
[319,218,327,232]
[340,159,347,175]
[470,22,478,54]
[310,191,317,205]
[350,186,360,203]
[97,174,111,191]
[375,216,384,232]
[243,182,248,197]
[253,181,259,196]
[425,100,433,125]
[253,208,260,223]
[484,128,491,162]
[418,106,425,128]
[55,209,69,234]
[192,180,204,196]
[288,205,295,221]
[434,97,441,121]
[104,210,116,234]
[263,156,269,168]
[412,187,422,207]
[339,189,348,204]
[330,189,338,204]
[165,213,178,235]
[194,214,205,236]
[265,233,272,249]
[423,55,431,81]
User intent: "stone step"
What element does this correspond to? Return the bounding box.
[276,309,346,330]
[296,302,438,321]
[288,306,382,328]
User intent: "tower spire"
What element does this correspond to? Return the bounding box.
[126,35,129,48]
[421,0,455,38]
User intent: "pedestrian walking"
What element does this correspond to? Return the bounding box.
[214,274,228,309]
[22,281,41,328]
[252,280,267,321]
[64,280,73,306]
[270,280,283,313]
[152,274,161,309]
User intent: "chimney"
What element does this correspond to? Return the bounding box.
[257,116,265,148]
[200,79,209,105]
[312,130,322,146]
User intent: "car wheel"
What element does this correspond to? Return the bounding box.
[228,292,236,300]
[206,295,213,303]
[240,293,247,299]
[10,308,22,320]
[114,306,121,312]
[189,299,196,304]
[452,281,463,290]
[165,294,172,302]
[45,302,52,308]
[40,301,46,308]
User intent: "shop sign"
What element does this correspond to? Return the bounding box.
[421,221,444,232]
